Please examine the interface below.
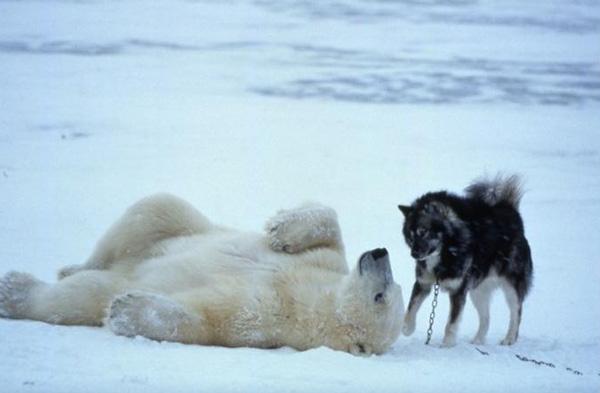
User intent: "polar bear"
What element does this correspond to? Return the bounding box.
[0,194,404,356]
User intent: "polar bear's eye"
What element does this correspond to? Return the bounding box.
[374,292,384,303]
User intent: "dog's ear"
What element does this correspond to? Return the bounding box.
[426,201,458,221]
[398,205,412,217]
[425,202,442,215]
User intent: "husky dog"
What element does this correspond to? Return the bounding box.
[398,175,533,346]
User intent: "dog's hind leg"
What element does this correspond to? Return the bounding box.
[469,280,495,345]
[500,280,522,345]
[59,194,213,279]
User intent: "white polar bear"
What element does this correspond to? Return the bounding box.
[0,194,404,356]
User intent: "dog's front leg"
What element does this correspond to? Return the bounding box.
[402,281,432,336]
[442,286,468,347]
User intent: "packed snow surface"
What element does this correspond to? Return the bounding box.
[1,0,599,392]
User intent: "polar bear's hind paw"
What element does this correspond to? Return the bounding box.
[0,271,41,318]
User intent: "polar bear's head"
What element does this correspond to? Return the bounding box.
[334,248,404,356]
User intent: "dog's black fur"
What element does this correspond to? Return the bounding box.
[398,174,533,346]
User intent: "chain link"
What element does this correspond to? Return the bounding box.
[475,349,587,377]
[425,279,440,345]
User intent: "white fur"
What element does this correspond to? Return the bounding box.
[442,318,460,347]
[0,194,404,355]
[401,293,427,337]
[469,273,498,345]
[468,269,522,345]
[500,279,521,345]
[424,252,441,271]
[440,277,462,292]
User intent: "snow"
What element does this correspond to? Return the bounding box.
[1,0,600,392]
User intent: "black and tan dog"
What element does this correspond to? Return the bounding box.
[398,175,533,346]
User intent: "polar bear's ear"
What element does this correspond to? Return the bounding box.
[398,205,412,217]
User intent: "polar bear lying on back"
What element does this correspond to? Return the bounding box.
[0,194,404,355]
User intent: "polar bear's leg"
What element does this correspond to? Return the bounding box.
[59,194,213,279]
[0,270,126,325]
[108,291,205,344]
[265,203,344,254]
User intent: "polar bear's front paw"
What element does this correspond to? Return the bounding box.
[0,271,41,318]
[265,204,339,254]
[108,293,142,337]
[108,291,193,341]
[266,219,301,254]
[108,291,164,337]
[265,210,302,253]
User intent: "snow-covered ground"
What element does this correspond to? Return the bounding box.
[1,0,600,392]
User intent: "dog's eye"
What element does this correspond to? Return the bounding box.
[374,292,385,303]
[416,228,429,237]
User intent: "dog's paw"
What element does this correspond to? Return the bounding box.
[402,317,416,336]
[500,336,517,346]
[471,337,486,345]
[441,335,457,348]
[0,271,41,318]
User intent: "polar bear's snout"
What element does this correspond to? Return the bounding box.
[370,248,388,260]
[358,248,393,285]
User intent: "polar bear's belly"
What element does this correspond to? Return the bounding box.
[129,230,280,294]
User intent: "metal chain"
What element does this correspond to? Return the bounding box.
[515,354,586,376]
[475,348,589,377]
[425,279,440,345]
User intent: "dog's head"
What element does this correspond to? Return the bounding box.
[398,198,456,262]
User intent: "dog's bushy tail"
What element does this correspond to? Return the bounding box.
[465,174,524,209]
